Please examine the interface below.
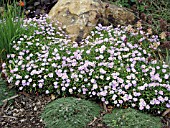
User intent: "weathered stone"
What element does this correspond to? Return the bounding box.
[48,0,135,42]
[102,2,135,26]
[48,0,103,42]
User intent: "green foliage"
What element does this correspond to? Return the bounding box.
[41,97,102,128]
[103,108,162,128]
[0,1,25,61]
[0,77,16,106]
[2,16,170,114]
[106,0,170,74]
[110,0,170,34]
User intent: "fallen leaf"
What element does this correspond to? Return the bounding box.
[51,94,56,100]
[160,32,166,40]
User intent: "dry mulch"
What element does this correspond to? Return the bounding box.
[0,92,169,128]
[0,92,49,128]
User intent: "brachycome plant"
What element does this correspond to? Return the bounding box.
[40,97,101,128]
[2,15,170,114]
[103,108,162,128]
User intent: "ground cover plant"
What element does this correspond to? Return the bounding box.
[0,77,16,106]
[41,97,102,128]
[1,14,170,116]
[105,0,170,68]
[103,108,162,128]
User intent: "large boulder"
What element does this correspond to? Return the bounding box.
[48,0,135,42]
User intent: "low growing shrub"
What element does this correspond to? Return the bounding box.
[40,97,101,128]
[2,15,170,114]
[103,108,162,128]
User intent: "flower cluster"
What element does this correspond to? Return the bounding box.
[2,15,170,114]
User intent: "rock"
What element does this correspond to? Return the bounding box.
[102,2,135,26]
[48,0,135,42]
[48,0,103,42]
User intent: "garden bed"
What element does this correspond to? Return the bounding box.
[0,0,169,128]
